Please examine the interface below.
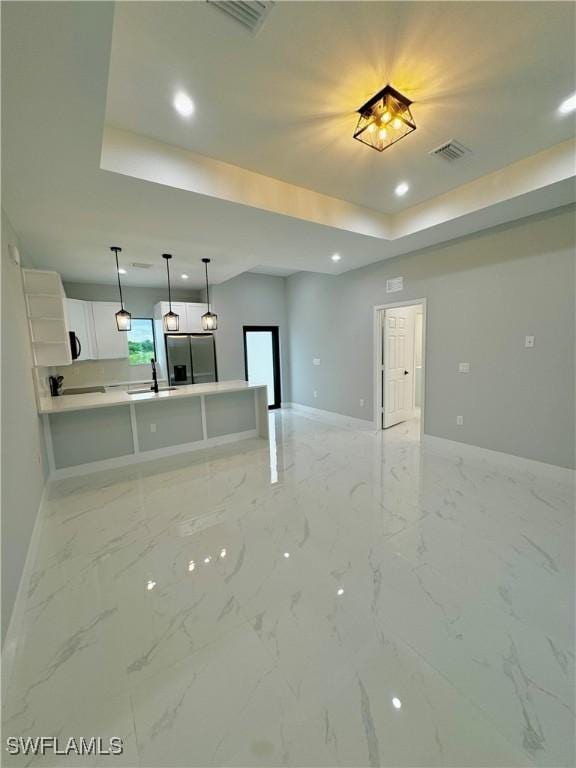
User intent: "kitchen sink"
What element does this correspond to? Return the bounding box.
[128,386,178,395]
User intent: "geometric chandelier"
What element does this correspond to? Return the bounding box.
[353,84,416,152]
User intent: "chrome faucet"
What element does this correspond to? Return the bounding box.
[150,358,159,394]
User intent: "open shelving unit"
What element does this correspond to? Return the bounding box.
[23,269,72,367]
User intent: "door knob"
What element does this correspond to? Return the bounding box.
[404,370,409,375]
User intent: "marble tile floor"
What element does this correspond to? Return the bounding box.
[2,409,574,767]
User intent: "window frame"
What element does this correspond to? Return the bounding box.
[127,317,157,367]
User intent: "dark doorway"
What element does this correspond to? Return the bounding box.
[243,326,281,409]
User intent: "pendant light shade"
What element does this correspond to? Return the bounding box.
[112,246,131,331]
[201,311,218,331]
[115,309,131,331]
[201,258,218,331]
[162,254,179,332]
[164,310,179,332]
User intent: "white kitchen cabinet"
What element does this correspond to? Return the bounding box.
[65,299,95,360]
[154,301,207,333]
[91,302,129,359]
[169,302,192,331]
[186,303,205,332]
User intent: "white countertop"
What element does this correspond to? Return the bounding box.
[39,380,266,415]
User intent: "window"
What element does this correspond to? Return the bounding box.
[127,318,156,366]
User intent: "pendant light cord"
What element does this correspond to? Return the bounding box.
[165,255,173,311]
[204,259,210,311]
[113,247,124,310]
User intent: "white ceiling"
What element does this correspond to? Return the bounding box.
[106,1,576,213]
[2,1,575,289]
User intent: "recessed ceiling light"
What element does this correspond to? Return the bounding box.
[181,273,189,279]
[173,91,195,118]
[118,267,127,275]
[395,182,410,197]
[337,587,345,596]
[559,93,576,115]
[392,697,402,709]
[331,253,341,262]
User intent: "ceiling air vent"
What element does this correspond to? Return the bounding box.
[206,1,274,33]
[130,262,152,269]
[429,140,471,162]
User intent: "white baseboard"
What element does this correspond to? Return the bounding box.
[50,429,261,480]
[2,483,48,696]
[423,434,575,482]
[284,402,374,431]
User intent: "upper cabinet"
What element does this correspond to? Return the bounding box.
[90,302,129,359]
[65,299,95,360]
[186,304,206,333]
[65,299,128,360]
[23,269,72,367]
[153,302,207,333]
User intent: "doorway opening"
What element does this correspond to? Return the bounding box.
[374,299,426,439]
[243,326,281,410]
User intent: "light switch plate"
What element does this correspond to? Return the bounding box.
[313,358,321,366]
[456,415,464,425]
[458,362,470,373]
[525,335,535,348]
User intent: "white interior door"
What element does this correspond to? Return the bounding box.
[382,307,415,428]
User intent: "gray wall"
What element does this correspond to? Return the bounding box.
[211,273,291,402]
[287,206,575,469]
[63,282,201,316]
[1,210,48,641]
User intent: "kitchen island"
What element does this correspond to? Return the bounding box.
[40,380,269,478]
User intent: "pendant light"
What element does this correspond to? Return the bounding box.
[112,246,131,331]
[162,254,179,332]
[201,258,218,331]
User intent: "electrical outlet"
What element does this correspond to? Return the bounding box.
[360,399,365,408]
[525,335,535,348]
[456,415,464,426]
[150,423,157,433]
[313,358,321,366]
[313,390,318,399]
[458,362,470,373]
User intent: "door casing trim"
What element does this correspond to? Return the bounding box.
[243,325,282,409]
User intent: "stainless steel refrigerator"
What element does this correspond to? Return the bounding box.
[164,334,218,386]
